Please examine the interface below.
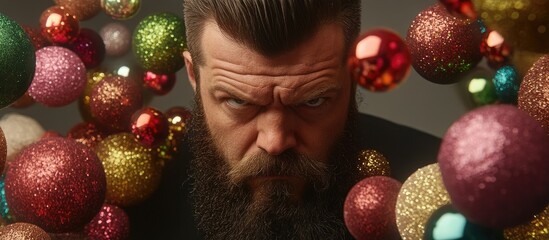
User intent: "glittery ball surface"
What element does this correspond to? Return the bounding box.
[84,203,130,240]
[101,0,141,19]
[396,163,450,240]
[493,65,519,103]
[65,28,106,69]
[54,0,101,21]
[95,133,162,207]
[344,176,402,240]
[438,104,549,228]
[4,137,106,233]
[0,222,50,240]
[406,4,482,84]
[518,55,549,134]
[67,121,109,149]
[504,205,549,239]
[356,149,391,178]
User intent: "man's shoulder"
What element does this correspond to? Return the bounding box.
[355,113,441,182]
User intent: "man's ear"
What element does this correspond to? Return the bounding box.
[183,51,197,93]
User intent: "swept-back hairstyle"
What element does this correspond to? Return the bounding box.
[183,0,361,67]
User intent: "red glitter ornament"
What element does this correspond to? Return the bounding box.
[89,75,143,131]
[344,176,402,240]
[480,29,512,69]
[84,203,130,240]
[4,137,106,233]
[438,105,549,228]
[518,55,549,134]
[65,28,106,69]
[407,4,482,84]
[67,121,110,149]
[131,107,169,147]
[438,0,477,19]
[143,71,176,95]
[39,6,79,44]
[348,29,411,92]
[21,25,50,50]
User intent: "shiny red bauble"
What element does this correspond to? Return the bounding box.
[131,107,169,147]
[438,0,477,19]
[39,6,79,44]
[143,71,176,95]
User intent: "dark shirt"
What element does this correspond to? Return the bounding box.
[125,113,441,239]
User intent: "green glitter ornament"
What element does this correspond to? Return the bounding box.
[0,13,35,109]
[132,12,186,74]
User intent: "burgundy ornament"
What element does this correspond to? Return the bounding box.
[39,6,79,44]
[438,104,549,228]
[407,4,482,84]
[438,0,477,19]
[131,107,169,147]
[67,121,110,149]
[4,137,106,233]
[142,71,176,95]
[22,25,50,50]
[65,28,106,69]
[480,29,512,69]
[344,176,402,240]
[84,203,130,240]
[89,75,143,131]
[518,55,549,134]
[348,29,411,92]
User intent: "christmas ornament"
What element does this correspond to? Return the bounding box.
[143,71,176,95]
[356,149,391,178]
[396,164,451,240]
[0,113,45,162]
[0,223,50,240]
[48,232,88,240]
[22,25,50,50]
[438,104,549,228]
[480,29,512,69]
[438,0,477,19]
[28,46,87,107]
[424,204,504,239]
[79,69,111,121]
[0,14,35,109]
[467,74,498,106]
[65,28,106,69]
[493,66,519,104]
[0,177,13,223]
[54,0,102,21]
[101,0,141,20]
[84,203,130,240]
[95,133,162,207]
[406,4,482,84]
[348,28,411,92]
[504,205,549,239]
[133,12,186,73]
[10,91,35,108]
[0,128,5,174]
[39,6,79,44]
[155,106,192,162]
[41,131,62,139]
[131,107,169,147]
[67,122,109,149]
[473,0,549,53]
[344,176,402,240]
[518,55,549,133]
[99,22,131,57]
[4,137,106,233]
[89,75,143,131]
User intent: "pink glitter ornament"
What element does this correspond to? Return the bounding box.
[142,71,176,95]
[131,107,169,147]
[39,6,79,44]
[4,137,106,233]
[438,105,549,228]
[28,46,86,107]
[90,75,143,131]
[84,203,130,240]
[99,22,132,57]
[518,55,549,134]
[65,28,106,69]
[348,29,411,92]
[344,176,402,240]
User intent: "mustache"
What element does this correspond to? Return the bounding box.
[226,150,331,191]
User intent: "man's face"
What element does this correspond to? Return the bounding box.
[184,21,357,239]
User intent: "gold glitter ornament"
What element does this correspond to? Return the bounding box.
[473,0,549,53]
[0,222,50,240]
[504,205,549,239]
[54,0,102,21]
[395,163,451,240]
[95,133,162,207]
[132,12,186,74]
[357,149,391,178]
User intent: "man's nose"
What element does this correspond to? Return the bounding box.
[256,108,297,155]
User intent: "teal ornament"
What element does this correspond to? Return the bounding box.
[493,66,519,104]
[0,13,35,109]
[132,12,186,74]
[424,205,504,240]
[0,176,13,223]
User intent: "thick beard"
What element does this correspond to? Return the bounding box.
[187,94,360,240]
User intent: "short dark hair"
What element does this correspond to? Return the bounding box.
[183,0,361,66]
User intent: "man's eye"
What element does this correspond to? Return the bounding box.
[226,98,249,108]
[303,98,326,107]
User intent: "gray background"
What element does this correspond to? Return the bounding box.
[0,0,479,137]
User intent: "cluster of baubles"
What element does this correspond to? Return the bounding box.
[0,0,191,238]
[344,0,549,239]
